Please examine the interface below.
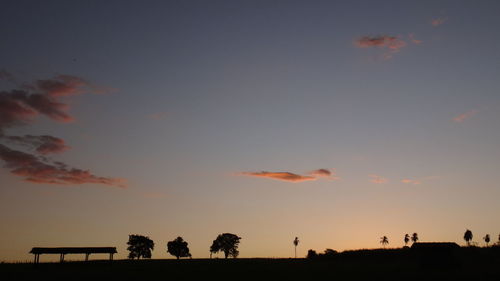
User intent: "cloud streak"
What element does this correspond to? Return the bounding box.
[453,110,477,123]
[240,168,338,183]
[369,174,388,184]
[401,179,421,185]
[431,17,447,27]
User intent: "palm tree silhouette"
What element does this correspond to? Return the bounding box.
[464,229,473,246]
[380,236,389,248]
[404,234,410,246]
[293,237,299,258]
[483,234,490,247]
[411,233,419,244]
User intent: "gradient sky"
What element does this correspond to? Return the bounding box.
[1,0,500,262]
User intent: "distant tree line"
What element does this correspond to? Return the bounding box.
[125,229,499,259]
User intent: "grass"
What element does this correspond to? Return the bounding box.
[2,247,500,281]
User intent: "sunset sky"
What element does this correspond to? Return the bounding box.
[1,0,500,261]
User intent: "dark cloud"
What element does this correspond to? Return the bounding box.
[0,70,14,81]
[355,35,406,51]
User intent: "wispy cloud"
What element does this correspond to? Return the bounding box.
[240,168,338,183]
[0,72,125,187]
[147,112,169,120]
[408,33,422,44]
[401,179,421,185]
[369,174,388,184]
[431,17,447,27]
[453,110,477,123]
[0,70,14,81]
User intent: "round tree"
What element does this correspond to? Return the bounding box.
[127,234,154,259]
[210,233,241,259]
[167,237,191,259]
[464,229,473,246]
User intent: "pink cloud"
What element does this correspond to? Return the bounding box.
[453,110,477,123]
[240,168,339,183]
[431,17,447,27]
[369,174,388,184]
[240,171,316,182]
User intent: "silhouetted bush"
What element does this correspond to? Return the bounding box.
[306,249,318,259]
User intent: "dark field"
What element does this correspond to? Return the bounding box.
[2,248,500,281]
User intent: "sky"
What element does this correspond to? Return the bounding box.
[1,0,500,262]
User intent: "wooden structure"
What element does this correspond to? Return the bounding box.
[30,247,117,263]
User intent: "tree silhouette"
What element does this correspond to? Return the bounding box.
[483,234,490,247]
[464,229,473,246]
[411,232,419,244]
[293,237,299,258]
[127,234,154,259]
[167,237,191,259]
[380,236,389,248]
[210,233,241,259]
[404,234,410,246]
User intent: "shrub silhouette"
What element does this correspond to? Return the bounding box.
[323,248,338,257]
[483,234,490,247]
[306,249,318,259]
[210,233,241,259]
[380,236,389,248]
[127,234,154,259]
[411,233,419,244]
[464,229,473,246]
[167,237,191,259]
